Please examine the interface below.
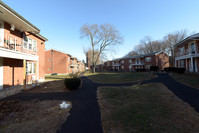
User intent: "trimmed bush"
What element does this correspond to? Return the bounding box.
[64,78,81,90]
[150,66,159,71]
[164,67,185,74]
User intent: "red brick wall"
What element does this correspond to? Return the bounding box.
[45,50,71,74]
[155,52,169,70]
[3,22,46,87]
[3,58,23,88]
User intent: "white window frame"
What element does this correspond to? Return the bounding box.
[23,36,37,51]
[129,60,132,63]
[179,47,185,55]
[145,57,151,62]
[189,42,196,54]
[26,62,36,74]
[121,60,124,64]
[121,66,124,69]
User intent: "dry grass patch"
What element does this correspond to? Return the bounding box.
[26,80,70,93]
[85,71,155,84]
[0,100,71,133]
[98,83,199,133]
[170,73,199,89]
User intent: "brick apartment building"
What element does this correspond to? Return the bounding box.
[86,50,101,68]
[0,1,47,89]
[45,49,71,74]
[45,49,85,75]
[98,51,169,72]
[174,33,199,72]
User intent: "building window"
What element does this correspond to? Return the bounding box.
[129,60,132,63]
[121,60,124,64]
[23,36,37,51]
[179,47,185,55]
[136,59,140,64]
[121,66,124,69]
[26,62,36,74]
[68,57,70,62]
[68,66,70,70]
[48,58,51,61]
[145,57,151,62]
[189,43,196,54]
[112,62,114,65]
[48,68,51,71]
[180,60,185,68]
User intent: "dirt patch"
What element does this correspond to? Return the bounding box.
[26,80,70,93]
[0,100,71,133]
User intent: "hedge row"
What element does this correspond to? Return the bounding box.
[164,67,185,74]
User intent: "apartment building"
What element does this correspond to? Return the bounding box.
[0,1,47,89]
[174,33,199,72]
[101,51,169,72]
[45,49,71,74]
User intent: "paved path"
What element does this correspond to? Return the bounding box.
[1,73,199,133]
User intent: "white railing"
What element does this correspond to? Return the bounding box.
[0,33,37,55]
[175,48,199,57]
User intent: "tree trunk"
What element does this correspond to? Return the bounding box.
[92,65,96,73]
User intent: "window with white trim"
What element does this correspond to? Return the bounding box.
[180,60,185,68]
[23,36,37,51]
[179,47,184,55]
[121,60,124,64]
[129,60,132,63]
[26,62,36,74]
[189,43,196,54]
[145,57,151,62]
[121,66,124,69]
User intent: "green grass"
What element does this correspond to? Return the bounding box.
[171,73,199,89]
[85,71,155,84]
[98,83,199,133]
[45,74,70,81]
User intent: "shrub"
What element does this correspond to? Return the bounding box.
[150,66,159,71]
[69,72,79,78]
[64,78,81,90]
[164,67,185,74]
[135,69,146,72]
[177,68,185,74]
[51,73,58,75]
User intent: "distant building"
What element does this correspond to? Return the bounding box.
[45,49,71,74]
[100,51,169,72]
[86,51,101,68]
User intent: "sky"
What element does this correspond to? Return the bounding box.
[3,0,199,61]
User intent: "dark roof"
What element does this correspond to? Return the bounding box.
[174,33,199,47]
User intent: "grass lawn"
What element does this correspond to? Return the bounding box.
[170,73,199,89]
[45,74,70,81]
[85,71,155,84]
[98,83,199,133]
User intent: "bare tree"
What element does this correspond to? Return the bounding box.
[125,50,138,57]
[163,29,188,66]
[80,24,123,73]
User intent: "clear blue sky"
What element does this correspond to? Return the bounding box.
[3,0,199,61]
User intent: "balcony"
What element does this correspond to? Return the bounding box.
[0,34,38,61]
[175,48,199,60]
[130,61,145,66]
[112,63,121,66]
[70,63,78,67]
